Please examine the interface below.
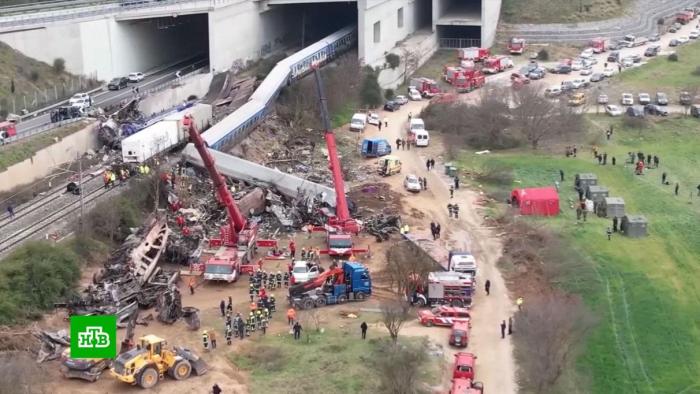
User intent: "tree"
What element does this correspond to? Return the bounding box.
[371,339,428,394]
[510,85,584,149]
[384,243,435,296]
[385,53,400,69]
[384,88,395,100]
[537,49,549,61]
[10,79,14,95]
[400,47,426,84]
[380,297,410,343]
[513,292,597,393]
[52,58,65,74]
[360,66,383,108]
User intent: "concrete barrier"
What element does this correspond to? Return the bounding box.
[0,121,99,193]
[139,73,213,117]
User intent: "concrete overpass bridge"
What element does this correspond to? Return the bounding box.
[0,0,501,86]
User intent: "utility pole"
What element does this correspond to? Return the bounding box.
[78,153,85,232]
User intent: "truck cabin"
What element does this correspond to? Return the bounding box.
[449,320,470,347]
[343,262,371,292]
[0,121,17,142]
[327,234,353,255]
[453,352,476,380]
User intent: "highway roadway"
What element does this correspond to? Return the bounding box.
[15,55,208,137]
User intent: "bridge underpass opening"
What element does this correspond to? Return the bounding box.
[275,3,357,48]
[113,14,209,77]
[436,0,481,48]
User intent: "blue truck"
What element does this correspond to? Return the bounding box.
[289,262,372,309]
[361,137,392,158]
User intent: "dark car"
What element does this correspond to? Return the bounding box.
[107,77,128,90]
[630,54,642,63]
[608,41,623,50]
[528,68,546,80]
[644,45,660,57]
[656,92,668,105]
[607,51,620,63]
[626,106,645,118]
[384,101,400,112]
[669,39,680,47]
[644,104,669,116]
[590,73,604,82]
[549,65,572,74]
[691,104,700,117]
[649,33,661,42]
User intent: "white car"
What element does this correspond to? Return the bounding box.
[605,104,623,116]
[621,57,634,68]
[571,61,583,71]
[580,69,593,76]
[597,94,609,104]
[580,48,594,58]
[602,67,615,77]
[367,112,380,126]
[571,79,589,89]
[408,89,422,101]
[291,261,319,284]
[690,30,700,39]
[582,58,598,67]
[638,93,651,105]
[621,93,634,106]
[69,92,91,106]
[678,36,690,44]
[128,72,144,82]
[394,95,408,105]
[404,174,421,192]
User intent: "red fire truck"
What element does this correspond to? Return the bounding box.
[458,47,490,62]
[507,37,526,54]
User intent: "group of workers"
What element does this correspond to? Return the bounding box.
[102,163,151,189]
[250,269,288,299]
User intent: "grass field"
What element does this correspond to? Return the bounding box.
[617,40,700,94]
[231,326,442,394]
[501,0,633,24]
[458,116,700,393]
[0,121,88,171]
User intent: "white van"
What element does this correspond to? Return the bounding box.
[409,118,425,133]
[545,86,562,97]
[350,113,367,132]
[414,129,430,147]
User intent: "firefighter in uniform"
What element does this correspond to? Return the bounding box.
[269,294,276,313]
[267,274,275,289]
[202,330,210,351]
[249,283,256,302]
[247,312,256,333]
[283,271,290,287]
[260,311,268,334]
[276,271,283,288]
[255,309,263,330]
[225,324,233,345]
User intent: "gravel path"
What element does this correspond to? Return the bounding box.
[501,0,699,42]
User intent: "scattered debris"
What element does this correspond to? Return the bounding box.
[35,329,69,363]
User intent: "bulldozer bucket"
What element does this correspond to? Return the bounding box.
[174,346,208,376]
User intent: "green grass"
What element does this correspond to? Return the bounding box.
[231,326,442,394]
[501,0,632,24]
[457,116,700,393]
[617,40,700,93]
[0,121,87,171]
[332,99,358,129]
[396,49,455,94]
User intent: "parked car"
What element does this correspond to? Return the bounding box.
[590,73,604,82]
[408,89,422,101]
[691,104,700,117]
[291,261,319,284]
[605,104,623,116]
[656,92,668,105]
[602,67,615,77]
[367,112,380,126]
[669,39,680,47]
[128,72,144,82]
[690,30,700,39]
[107,77,128,90]
[626,106,645,118]
[621,93,634,106]
[680,91,693,105]
[545,86,563,97]
[644,104,669,116]
[394,95,408,105]
[561,81,575,92]
[69,92,91,106]
[630,54,642,63]
[597,94,609,104]
[384,101,400,111]
[580,48,595,58]
[418,306,471,327]
[527,68,546,80]
[568,92,586,106]
[571,79,590,89]
[582,58,598,67]
[510,72,530,84]
[621,57,634,68]
[571,60,583,71]
[549,64,572,74]
[678,36,690,44]
[607,51,620,63]
[449,321,470,348]
[580,69,593,76]
[644,45,660,57]
[649,33,661,42]
[608,41,623,50]
[638,93,651,104]
[404,174,422,192]
[669,23,681,33]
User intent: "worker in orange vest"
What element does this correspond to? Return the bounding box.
[189,277,196,295]
[287,308,296,326]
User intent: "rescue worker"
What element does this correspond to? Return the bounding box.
[248,312,256,333]
[307,248,315,262]
[255,309,263,330]
[227,296,233,313]
[209,329,217,349]
[110,171,117,187]
[103,171,111,189]
[259,286,267,300]
[301,247,307,260]
[225,324,233,345]
[450,185,454,198]
[269,294,276,313]
[276,271,283,288]
[289,240,296,259]
[249,283,255,302]
[202,330,210,350]
[268,273,275,289]
[283,271,290,287]
[453,204,460,219]
[189,277,196,295]
[516,296,524,310]
[287,307,297,326]
[219,300,226,317]
[447,203,454,218]
[293,321,303,340]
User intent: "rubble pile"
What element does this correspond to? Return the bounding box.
[36,329,70,363]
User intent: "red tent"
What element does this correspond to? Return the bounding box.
[511,187,559,216]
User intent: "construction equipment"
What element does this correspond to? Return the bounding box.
[411,271,474,307]
[289,262,372,309]
[60,348,112,382]
[507,37,526,55]
[111,334,208,389]
[311,65,366,257]
[184,115,258,282]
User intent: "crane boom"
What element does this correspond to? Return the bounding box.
[312,66,360,234]
[183,116,246,245]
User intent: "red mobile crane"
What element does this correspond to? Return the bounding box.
[183,115,259,282]
[311,66,366,256]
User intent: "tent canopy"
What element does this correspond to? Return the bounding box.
[511,187,560,216]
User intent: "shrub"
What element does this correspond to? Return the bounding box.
[657,17,665,25]
[360,67,383,108]
[692,66,700,77]
[52,58,66,74]
[537,49,549,61]
[384,88,395,100]
[385,53,400,69]
[668,53,679,62]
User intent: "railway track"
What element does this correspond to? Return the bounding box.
[0,179,89,229]
[0,184,118,255]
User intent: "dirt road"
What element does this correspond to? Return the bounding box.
[361,99,518,393]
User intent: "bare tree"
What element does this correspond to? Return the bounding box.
[384,243,435,296]
[513,292,598,393]
[511,85,584,149]
[371,339,428,394]
[401,47,424,84]
[380,297,411,343]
